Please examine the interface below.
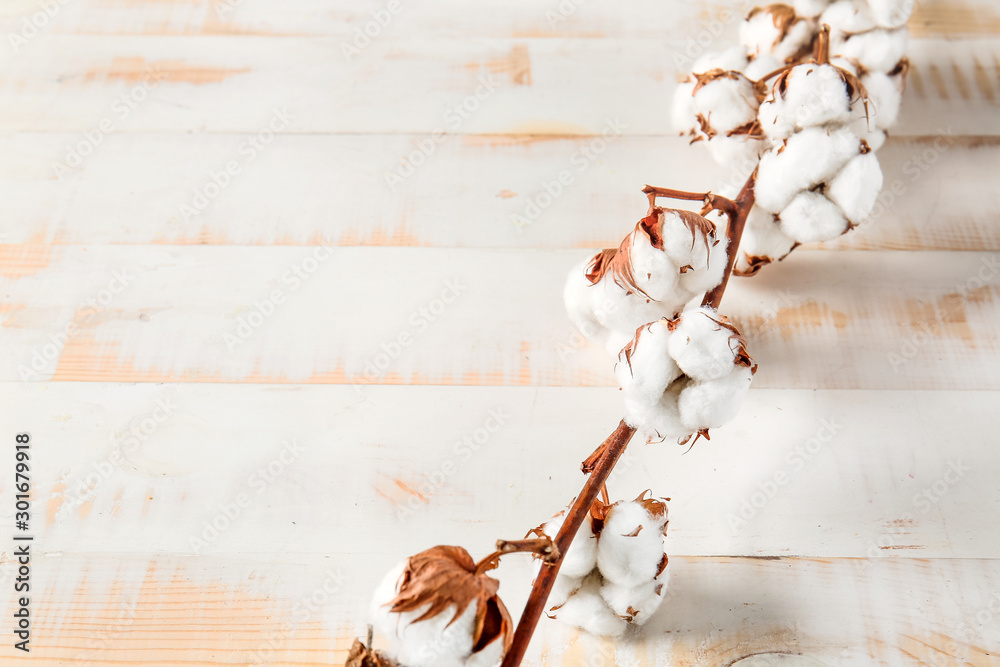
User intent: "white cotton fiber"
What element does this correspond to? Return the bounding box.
[757,64,854,140]
[678,224,728,295]
[836,27,908,74]
[862,71,902,129]
[596,501,668,588]
[741,8,813,62]
[552,573,627,637]
[629,225,684,299]
[678,365,754,432]
[693,76,760,134]
[616,321,679,404]
[599,563,670,625]
[734,204,796,274]
[825,150,884,223]
[867,0,914,28]
[778,190,850,243]
[794,0,832,18]
[659,209,716,270]
[667,307,740,382]
[755,125,861,213]
[822,0,877,35]
[564,258,611,349]
[369,558,499,667]
[547,572,584,610]
[540,513,598,579]
[705,133,767,171]
[672,81,698,135]
[691,46,750,75]
[744,53,783,82]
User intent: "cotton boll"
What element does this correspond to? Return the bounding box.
[370,559,407,640]
[826,149,883,223]
[693,75,760,134]
[822,0,877,35]
[836,27,908,74]
[678,365,755,432]
[547,572,584,610]
[755,125,861,213]
[658,209,718,270]
[551,573,628,637]
[862,71,902,128]
[741,6,813,62]
[678,229,727,295]
[778,190,849,243]
[866,0,914,28]
[691,46,749,74]
[762,64,854,136]
[540,513,598,579]
[734,204,796,274]
[564,258,611,349]
[596,501,668,587]
[705,134,768,171]
[628,227,684,300]
[744,53,783,81]
[616,321,679,405]
[668,308,742,382]
[672,81,699,135]
[794,0,832,18]
[599,563,670,625]
[464,639,505,667]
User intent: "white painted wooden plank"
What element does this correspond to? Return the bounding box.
[0,36,994,135]
[1,132,995,251]
[2,383,999,558]
[0,246,996,389]
[1,0,995,40]
[0,552,998,665]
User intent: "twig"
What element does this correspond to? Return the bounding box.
[701,171,756,310]
[474,538,560,575]
[499,420,636,667]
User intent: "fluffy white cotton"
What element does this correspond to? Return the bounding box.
[659,210,716,270]
[755,125,861,213]
[705,133,768,171]
[693,75,760,134]
[552,573,628,637]
[563,258,611,349]
[825,150,884,222]
[540,513,598,579]
[867,0,914,28]
[369,560,478,667]
[734,204,797,274]
[599,563,670,625]
[691,46,749,74]
[463,640,505,667]
[822,0,877,34]
[778,190,849,243]
[741,7,814,62]
[596,501,668,588]
[757,64,854,140]
[862,70,902,128]
[668,307,742,382]
[547,572,583,610]
[835,27,908,74]
[678,365,754,432]
[672,81,698,135]
[678,222,728,294]
[616,321,679,403]
[743,53,783,81]
[794,0,832,18]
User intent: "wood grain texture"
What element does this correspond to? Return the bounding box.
[0,36,996,135]
[3,382,998,558]
[1,133,997,250]
[0,552,997,666]
[1,246,996,389]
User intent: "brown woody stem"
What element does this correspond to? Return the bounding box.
[701,171,756,310]
[500,420,636,667]
[815,24,831,65]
